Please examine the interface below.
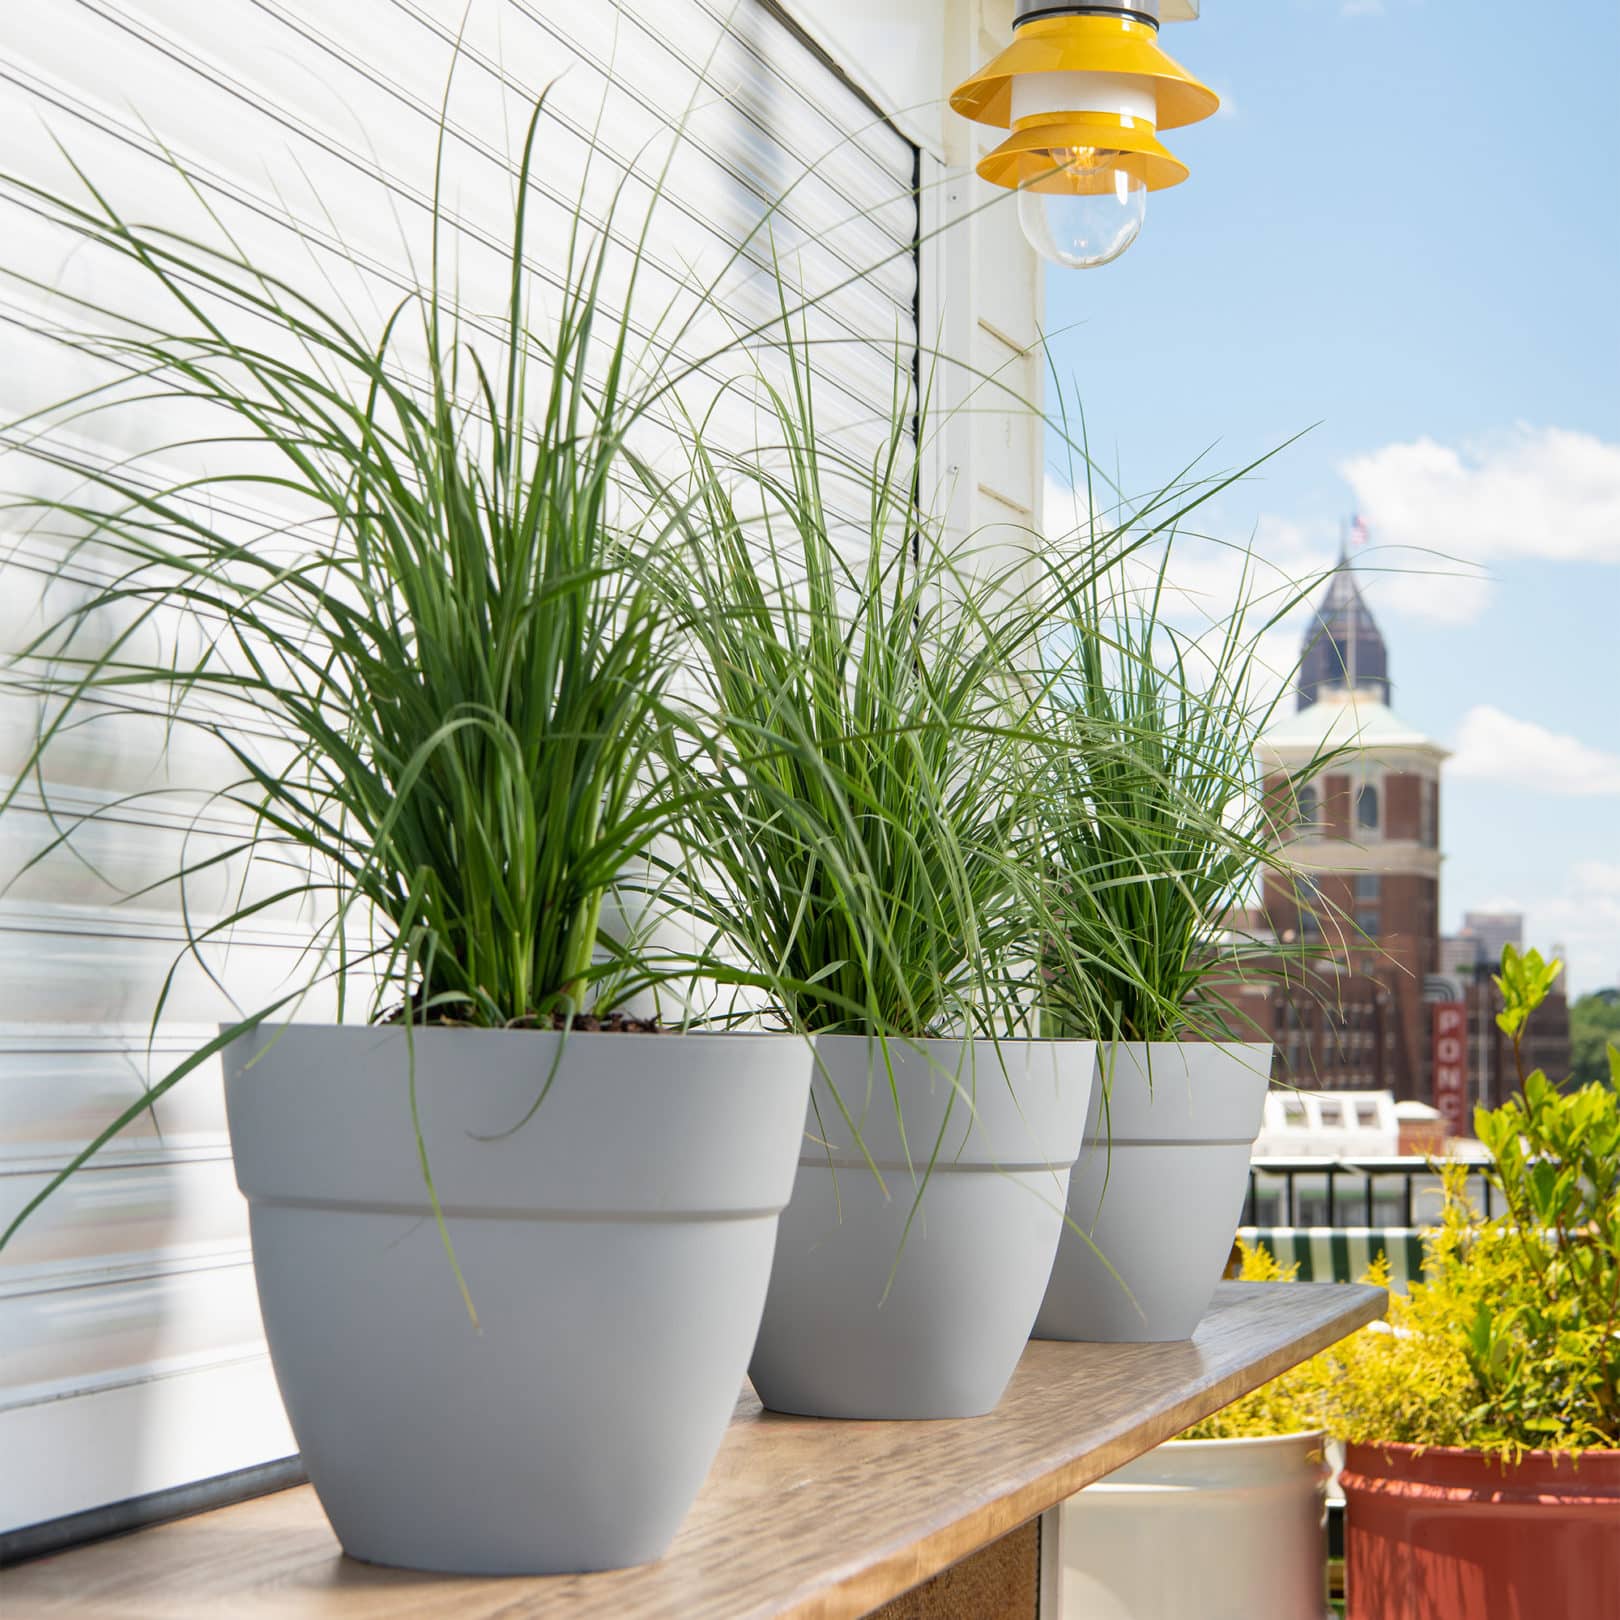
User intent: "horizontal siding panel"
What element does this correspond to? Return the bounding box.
[0,903,350,1025]
[0,688,300,817]
[0,1354,294,1532]
[0,0,917,1537]
[0,1027,229,1156]
[1,1252,263,1403]
[0,5,912,447]
[0,1156,247,1283]
[0,280,897,556]
[0,794,320,925]
[6,0,912,318]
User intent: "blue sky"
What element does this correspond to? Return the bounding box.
[1040,0,1620,995]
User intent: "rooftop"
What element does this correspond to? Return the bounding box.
[1260,687,1446,761]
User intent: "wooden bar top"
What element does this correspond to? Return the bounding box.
[6,1282,1384,1620]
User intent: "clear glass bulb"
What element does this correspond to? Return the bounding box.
[1017,149,1147,270]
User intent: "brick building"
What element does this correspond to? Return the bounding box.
[1247,556,1569,1110]
[1437,915,1572,1108]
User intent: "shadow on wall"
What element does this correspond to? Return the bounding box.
[0,1035,301,1560]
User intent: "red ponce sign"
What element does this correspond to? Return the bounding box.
[1431,1001,1470,1139]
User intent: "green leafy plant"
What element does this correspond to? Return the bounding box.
[1326,946,1620,1458]
[1463,948,1619,1448]
[1492,943,1564,1044]
[1571,989,1620,1088]
[657,316,1336,1053]
[1310,1215,1482,1451]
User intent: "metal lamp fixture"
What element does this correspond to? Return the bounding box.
[950,1,1218,269]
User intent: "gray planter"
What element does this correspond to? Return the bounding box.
[749,1034,1093,1419]
[1034,1041,1271,1343]
[225,1024,812,1575]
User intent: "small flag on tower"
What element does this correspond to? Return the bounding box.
[1350,513,1370,548]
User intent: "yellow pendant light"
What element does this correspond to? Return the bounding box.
[950,2,1218,269]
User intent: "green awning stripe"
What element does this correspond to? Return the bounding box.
[1237,1225,1431,1290]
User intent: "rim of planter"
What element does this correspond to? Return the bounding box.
[1096,1039,1274,1055]
[1164,1430,1328,1452]
[235,1022,811,1041]
[804,1031,1095,1166]
[1345,1440,1620,1492]
[1093,1039,1276,1081]
[811,1032,1101,1046]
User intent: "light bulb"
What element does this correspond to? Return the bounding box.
[1017,148,1147,270]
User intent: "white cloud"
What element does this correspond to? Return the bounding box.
[1041,476,1340,712]
[1574,860,1620,897]
[1161,515,1338,625]
[1334,426,1620,625]
[1462,866,1620,996]
[1043,476,1337,629]
[1343,426,1620,567]
[1043,472,1094,539]
[1449,705,1620,796]
[1524,862,1620,997]
[1374,559,1494,626]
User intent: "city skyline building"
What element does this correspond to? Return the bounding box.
[1249,544,1569,1114]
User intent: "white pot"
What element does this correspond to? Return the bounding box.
[1034,1041,1271,1342]
[1053,1431,1332,1620]
[749,1034,1094,1418]
[225,1024,811,1575]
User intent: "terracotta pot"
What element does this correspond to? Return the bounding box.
[1342,1441,1620,1620]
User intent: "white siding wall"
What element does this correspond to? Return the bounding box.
[0,0,924,1539]
[782,0,1047,546]
[934,0,1047,554]
[0,0,1042,1539]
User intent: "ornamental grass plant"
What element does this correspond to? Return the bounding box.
[658,327,1072,1048]
[0,93,830,1254]
[648,308,1137,1315]
[1032,517,1333,1046]
[661,317,1326,1053]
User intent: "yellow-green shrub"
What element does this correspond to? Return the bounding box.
[1186,947,1620,1460]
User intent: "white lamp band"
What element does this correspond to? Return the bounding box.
[1009,71,1159,126]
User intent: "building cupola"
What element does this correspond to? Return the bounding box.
[1298,534,1390,711]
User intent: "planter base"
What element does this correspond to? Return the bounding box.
[749,1162,1076,1419]
[259,1205,781,1574]
[1034,1043,1270,1344]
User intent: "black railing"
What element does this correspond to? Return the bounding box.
[1243,1155,1495,1229]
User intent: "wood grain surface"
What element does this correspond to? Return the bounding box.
[4,1283,1384,1620]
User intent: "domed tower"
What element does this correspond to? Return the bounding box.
[1296,545,1390,709]
[1256,549,1447,1100]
